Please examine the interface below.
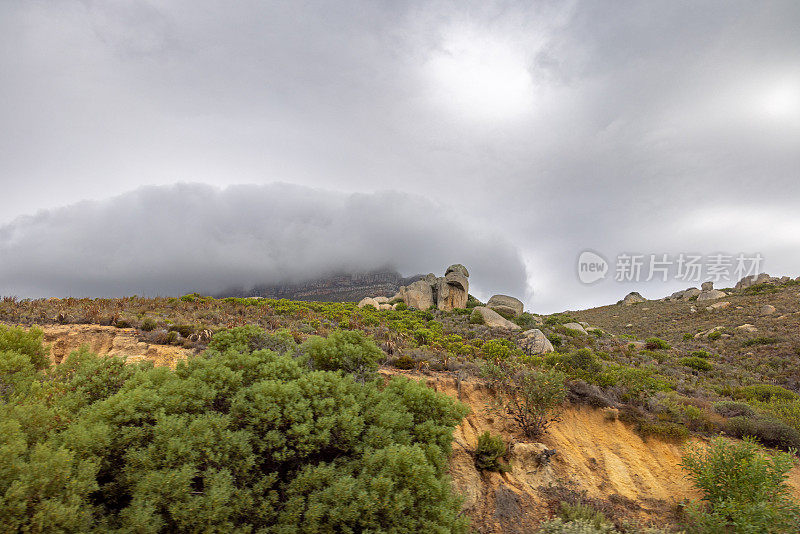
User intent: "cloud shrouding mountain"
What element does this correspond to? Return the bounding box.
[0,183,528,300]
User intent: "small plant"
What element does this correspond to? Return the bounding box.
[474,431,509,472]
[394,302,408,311]
[742,336,779,347]
[680,356,712,372]
[140,317,158,331]
[644,337,670,350]
[393,354,415,370]
[469,308,485,325]
[484,363,567,438]
[707,331,722,341]
[683,332,694,341]
[712,400,756,418]
[558,501,612,531]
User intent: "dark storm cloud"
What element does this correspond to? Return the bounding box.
[1,1,799,311]
[0,184,528,299]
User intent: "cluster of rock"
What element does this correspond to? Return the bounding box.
[735,273,799,289]
[470,294,527,330]
[358,264,470,312]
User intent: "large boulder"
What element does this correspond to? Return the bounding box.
[486,295,524,318]
[357,297,379,309]
[701,281,714,291]
[436,270,469,311]
[696,289,727,302]
[622,292,646,305]
[518,329,553,355]
[562,322,587,335]
[470,307,521,330]
[396,279,434,310]
[445,264,470,278]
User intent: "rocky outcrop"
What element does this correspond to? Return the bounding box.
[487,295,524,318]
[735,273,774,290]
[362,264,471,311]
[696,289,727,302]
[621,292,646,305]
[701,281,714,291]
[357,297,380,309]
[471,307,521,330]
[518,329,553,355]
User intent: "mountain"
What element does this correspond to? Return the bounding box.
[216,269,423,302]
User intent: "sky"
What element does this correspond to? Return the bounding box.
[1,0,799,312]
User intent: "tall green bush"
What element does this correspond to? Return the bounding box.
[0,327,470,533]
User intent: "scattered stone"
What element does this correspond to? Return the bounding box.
[374,296,389,304]
[586,326,603,336]
[696,289,727,302]
[689,306,697,313]
[471,307,521,330]
[518,329,553,355]
[357,297,379,309]
[735,273,773,290]
[695,326,724,339]
[562,322,587,335]
[701,281,714,291]
[760,304,776,316]
[736,324,758,333]
[625,323,633,327]
[486,295,524,318]
[622,292,646,305]
[706,301,731,311]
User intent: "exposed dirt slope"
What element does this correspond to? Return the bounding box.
[385,370,800,533]
[30,323,194,367]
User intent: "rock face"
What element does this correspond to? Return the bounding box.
[487,295,524,317]
[364,264,472,311]
[518,329,553,355]
[735,273,773,290]
[622,292,646,305]
[667,287,700,301]
[696,289,727,302]
[471,307,521,330]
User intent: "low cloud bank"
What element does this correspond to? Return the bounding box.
[0,183,528,300]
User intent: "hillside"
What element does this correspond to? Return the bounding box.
[2,276,800,532]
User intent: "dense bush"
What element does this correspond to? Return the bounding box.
[712,400,756,418]
[0,326,470,533]
[300,329,382,380]
[735,383,798,402]
[644,337,670,350]
[680,356,712,372]
[724,416,800,451]
[681,438,800,533]
[742,336,780,347]
[474,431,508,472]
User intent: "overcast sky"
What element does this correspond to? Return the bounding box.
[1,1,799,312]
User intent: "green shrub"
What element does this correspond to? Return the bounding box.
[480,339,519,361]
[558,501,612,531]
[707,331,722,341]
[393,354,416,370]
[474,431,508,472]
[140,317,158,331]
[209,325,296,355]
[469,309,484,325]
[394,302,408,311]
[712,400,756,418]
[0,325,49,370]
[742,336,780,347]
[736,384,798,402]
[537,518,618,534]
[0,330,470,533]
[548,333,563,348]
[644,337,670,350]
[683,333,694,341]
[635,420,689,443]
[301,329,382,380]
[484,363,566,438]
[680,437,800,533]
[680,356,712,372]
[724,416,800,451]
[466,294,483,309]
